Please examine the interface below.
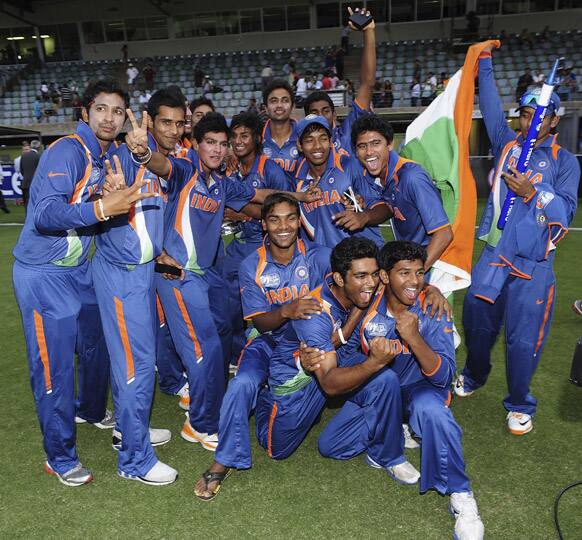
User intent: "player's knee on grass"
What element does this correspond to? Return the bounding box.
[227,371,259,401]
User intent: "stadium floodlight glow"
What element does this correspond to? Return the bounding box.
[31,35,51,39]
[7,36,25,40]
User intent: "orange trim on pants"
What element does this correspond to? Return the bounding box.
[267,402,278,458]
[535,285,555,354]
[114,297,135,383]
[33,310,52,394]
[172,288,203,361]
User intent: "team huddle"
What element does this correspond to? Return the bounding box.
[12,24,580,540]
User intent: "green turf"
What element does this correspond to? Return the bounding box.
[1,202,581,539]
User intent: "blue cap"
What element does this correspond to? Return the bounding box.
[297,114,331,140]
[518,88,561,114]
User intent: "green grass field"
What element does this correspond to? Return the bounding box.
[1,203,581,539]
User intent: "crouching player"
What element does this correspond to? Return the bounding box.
[255,238,419,486]
[357,242,483,540]
[194,193,332,500]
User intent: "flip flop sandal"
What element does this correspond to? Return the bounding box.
[195,469,232,501]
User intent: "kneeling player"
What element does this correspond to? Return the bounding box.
[255,238,419,485]
[359,242,483,540]
[194,193,331,500]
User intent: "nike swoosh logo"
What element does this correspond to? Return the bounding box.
[48,172,67,177]
[536,299,544,305]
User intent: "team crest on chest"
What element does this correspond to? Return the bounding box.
[295,265,309,280]
[290,147,299,158]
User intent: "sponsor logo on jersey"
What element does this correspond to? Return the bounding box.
[366,321,388,337]
[260,272,281,288]
[536,190,554,209]
[263,147,272,158]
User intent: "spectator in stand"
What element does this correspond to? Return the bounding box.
[324,48,335,71]
[413,58,422,83]
[314,74,324,91]
[384,80,394,108]
[49,82,61,106]
[341,23,350,54]
[261,65,274,91]
[190,96,215,127]
[322,71,332,91]
[138,89,151,111]
[515,68,533,101]
[421,78,434,106]
[33,96,43,123]
[296,73,309,102]
[59,82,73,107]
[247,97,259,114]
[372,80,385,108]
[194,65,205,88]
[557,66,576,102]
[143,63,155,91]
[20,139,41,211]
[540,25,550,43]
[532,69,545,87]
[435,73,448,97]
[71,92,82,121]
[40,81,49,102]
[519,28,534,49]
[330,72,339,89]
[14,141,28,182]
[427,71,437,89]
[126,63,139,89]
[410,78,421,106]
[335,46,345,79]
[68,79,79,94]
[202,76,214,97]
[258,103,269,124]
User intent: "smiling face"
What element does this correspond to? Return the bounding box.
[355,130,392,178]
[298,127,331,168]
[230,125,257,160]
[262,201,300,250]
[518,107,559,144]
[335,258,380,309]
[196,131,229,172]
[149,105,185,153]
[266,88,293,122]
[380,259,425,307]
[81,92,126,146]
[306,99,336,128]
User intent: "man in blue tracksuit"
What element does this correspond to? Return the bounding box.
[359,241,483,540]
[93,89,189,485]
[194,193,331,500]
[254,238,419,485]
[222,112,292,362]
[12,79,147,486]
[454,42,580,435]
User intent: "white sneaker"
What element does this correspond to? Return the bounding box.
[403,424,420,449]
[449,492,484,540]
[75,409,116,429]
[180,413,218,451]
[365,455,420,485]
[112,427,172,451]
[44,461,93,487]
[453,374,475,398]
[119,460,178,486]
[177,383,190,411]
[506,411,533,435]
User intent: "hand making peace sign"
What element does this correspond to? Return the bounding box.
[125,108,149,155]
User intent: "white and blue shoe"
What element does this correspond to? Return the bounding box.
[365,455,420,485]
[118,461,178,486]
[449,491,484,540]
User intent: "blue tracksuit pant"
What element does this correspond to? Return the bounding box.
[13,259,110,475]
[256,368,405,467]
[222,238,262,363]
[154,295,187,395]
[462,245,556,415]
[403,381,470,494]
[92,252,158,477]
[155,267,227,434]
[215,335,272,469]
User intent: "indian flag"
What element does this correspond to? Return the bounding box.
[400,40,499,295]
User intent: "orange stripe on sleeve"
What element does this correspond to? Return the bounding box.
[427,223,451,235]
[114,297,135,384]
[422,354,442,377]
[173,288,203,361]
[267,401,278,458]
[33,310,52,394]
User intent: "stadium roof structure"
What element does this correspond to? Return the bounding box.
[0,125,41,140]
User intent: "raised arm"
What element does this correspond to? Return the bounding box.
[352,7,377,111]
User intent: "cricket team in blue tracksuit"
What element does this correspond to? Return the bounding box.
[255,277,405,465]
[260,119,301,173]
[221,154,292,360]
[361,289,471,494]
[92,133,167,478]
[13,121,111,475]
[293,150,387,248]
[214,238,330,469]
[459,51,580,416]
[155,154,257,435]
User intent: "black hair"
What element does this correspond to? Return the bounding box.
[379,241,427,272]
[331,237,378,278]
[147,88,187,120]
[299,122,331,144]
[230,111,263,149]
[351,114,394,150]
[82,78,129,110]
[303,91,335,115]
[261,192,300,221]
[190,96,215,113]
[165,85,187,102]
[262,79,294,105]
[193,112,229,143]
